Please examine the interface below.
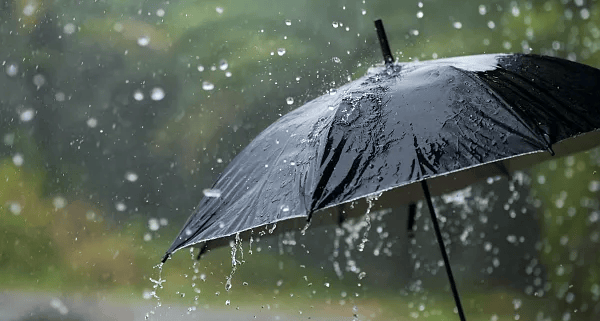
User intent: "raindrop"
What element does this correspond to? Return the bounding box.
[197,65,205,72]
[332,21,339,28]
[202,81,214,91]
[285,19,292,26]
[5,63,18,77]
[9,202,22,215]
[33,74,45,88]
[280,205,290,212]
[137,36,150,47]
[332,57,341,63]
[216,7,224,14]
[219,59,229,70]
[453,22,462,29]
[156,9,165,17]
[23,3,36,16]
[203,189,222,198]
[20,109,35,122]
[133,90,144,101]
[63,23,76,35]
[55,92,65,101]
[125,171,139,182]
[277,48,286,56]
[487,21,496,29]
[115,202,127,212]
[53,196,67,209]
[479,5,487,15]
[416,11,423,18]
[511,6,520,17]
[225,300,230,305]
[589,180,600,192]
[225,71,232,77]
[144,233,152,241]
[87,118,98,128]
[148,218,160,231]
[286,97,294,105]
[358,272,366,280]
[151,87,165,101]
[361,9,366,15]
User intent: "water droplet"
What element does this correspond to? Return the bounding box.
[33,74,45,88]
[219,59,229,70]
[285,19,292,26]
[197,65,205,72]
[453,21,462,29]
[87,118,98,128]
[332,21,339,28]
[216,6,224,14]
[23,4,36,16]
[277,48,286,56]
[361,9,367,15]
[12,153,24,167]
[20,109,35,122]
[63,23,76,35]
[416,11,423,18]
[479,5,487,15]
[225,299,230,305]
[202,81,214,91]
[156,8,165,17]
[225,71,232,77]
[286,97,294,105]
[332,57,341,63]
[133,90,144,101]
[55,92,65,101]
[148,218,160,231]
[125,171,138,182]
[203,189,222,198]
[115,202,127,212]
[280,205,290,212]
[358,272,366,280]
[53,196,67,209]
[137,36,150,47]
[151,87,165,101]
[5,63,18,77]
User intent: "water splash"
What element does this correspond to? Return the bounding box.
[357,193,381,252]
[145,263,166,320]
[225,233,243,292]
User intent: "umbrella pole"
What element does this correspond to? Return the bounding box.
[374,19,394,66]
[420,180,467,321]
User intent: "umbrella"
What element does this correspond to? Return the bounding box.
[163,20,600,321]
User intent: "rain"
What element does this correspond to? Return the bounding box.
[1,0,600,321]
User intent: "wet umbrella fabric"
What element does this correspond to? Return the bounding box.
[163,22,600,321]
[165,53,600,258]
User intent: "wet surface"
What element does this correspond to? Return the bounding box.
[165,54,600,259]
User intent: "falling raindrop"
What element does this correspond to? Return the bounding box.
[197,65,205,72]
[202,81,214,91]
[115,202,127,212]
[151,87,165,101]
[9,202,22,215]
[23,4,36,16]
[125,171,139,182]
[53,196,67,209]
[285,19,292,26]
[137,36,150,47]
[87,118,98,128]
[416,11,423,18]
[55,92,65,101]
[286,97,294,105]
[156,9,165,17]
[133,90,144,101]
[203,189,222,198]
[216,6,224,14]
[225,71,232,77]
[63,23,76,35]
[453,21,463,29]
[277,48,286,56]
[219,59,229,70]
[479,5,487,15]
[5,64,18,77]
[33,74,45,89]
[361,9,367,15]
[332,21,339,28]
[148,218,160,231]
[20,109,35,122]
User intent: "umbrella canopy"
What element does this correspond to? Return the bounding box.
[163,19,600,321]
[164,53,600,260]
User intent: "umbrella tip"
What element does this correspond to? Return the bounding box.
[547,145,555,156]
[161,252,170,263]
[374,19,394,67]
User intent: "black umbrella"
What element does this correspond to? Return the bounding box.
[163,20,600,321]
